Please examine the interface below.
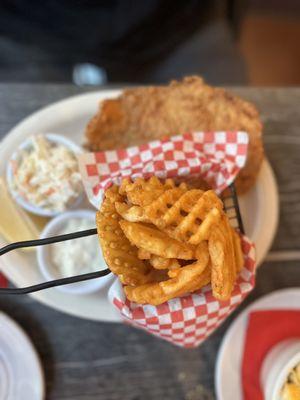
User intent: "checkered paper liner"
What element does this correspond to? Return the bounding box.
[108,236,255,348]
[77,130,255,347]
[78,131,249,209]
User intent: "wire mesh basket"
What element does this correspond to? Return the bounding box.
[0,183,244,294]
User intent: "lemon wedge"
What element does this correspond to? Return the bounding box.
[0,177,48,251]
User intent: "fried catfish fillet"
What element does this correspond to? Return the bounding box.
[85,76,263,194]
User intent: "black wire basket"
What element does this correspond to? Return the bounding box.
[0,183,244,295]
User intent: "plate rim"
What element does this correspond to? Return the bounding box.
[0,311,44,399]
[251,158,279,266]
[0,89,122,151]
[215,288,300,400]
[0,89,279,322]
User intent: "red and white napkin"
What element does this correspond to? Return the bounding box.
[78,131,256,348]
[242,310,300,400]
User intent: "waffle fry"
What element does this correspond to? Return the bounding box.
[96,186,153,286]
[144,187,189,225]
[119,220,195,260]
[120,176,163,194]
[125,242,210,305]
[231,228,244,273]
[115,202,148,223]
[144,189,223,244]
[137,248,151,260]
[209,215,236,300]
[149,256,180,270]
[115,180,191,223]
[120,176,176,207]
[97,177,244,305]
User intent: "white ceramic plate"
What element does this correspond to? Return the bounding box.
[0,312,44,399]
[215,288,300,400]
[0,90,279,322]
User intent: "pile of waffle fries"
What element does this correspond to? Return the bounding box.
[97,177,243,305]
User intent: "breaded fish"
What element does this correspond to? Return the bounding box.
[85,76,263,193]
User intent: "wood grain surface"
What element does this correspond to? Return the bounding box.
[0,84,299,400]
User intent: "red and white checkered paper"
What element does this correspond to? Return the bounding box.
[78,131,249,209]
[108,235,255,348]
[78,131,256,348]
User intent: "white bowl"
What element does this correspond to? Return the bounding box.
[260,339,300,400]
[37,210,113,295]
[6,133,84,217]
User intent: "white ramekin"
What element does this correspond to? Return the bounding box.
[260,338,300,400]
[6,133,84,217]
[37,210,113,295]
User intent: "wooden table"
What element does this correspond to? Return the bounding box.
[0,84,299,400]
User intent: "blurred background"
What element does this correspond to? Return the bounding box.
[0,0,299,86]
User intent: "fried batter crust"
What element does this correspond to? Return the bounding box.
[86,76,263,193]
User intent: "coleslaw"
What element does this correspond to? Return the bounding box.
[11,135,83,212]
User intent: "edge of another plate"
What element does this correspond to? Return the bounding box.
[215,288,300,400]
[0,312,44,399]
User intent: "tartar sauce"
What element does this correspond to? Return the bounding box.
[51,218,103,277]
[12,135,82,212]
